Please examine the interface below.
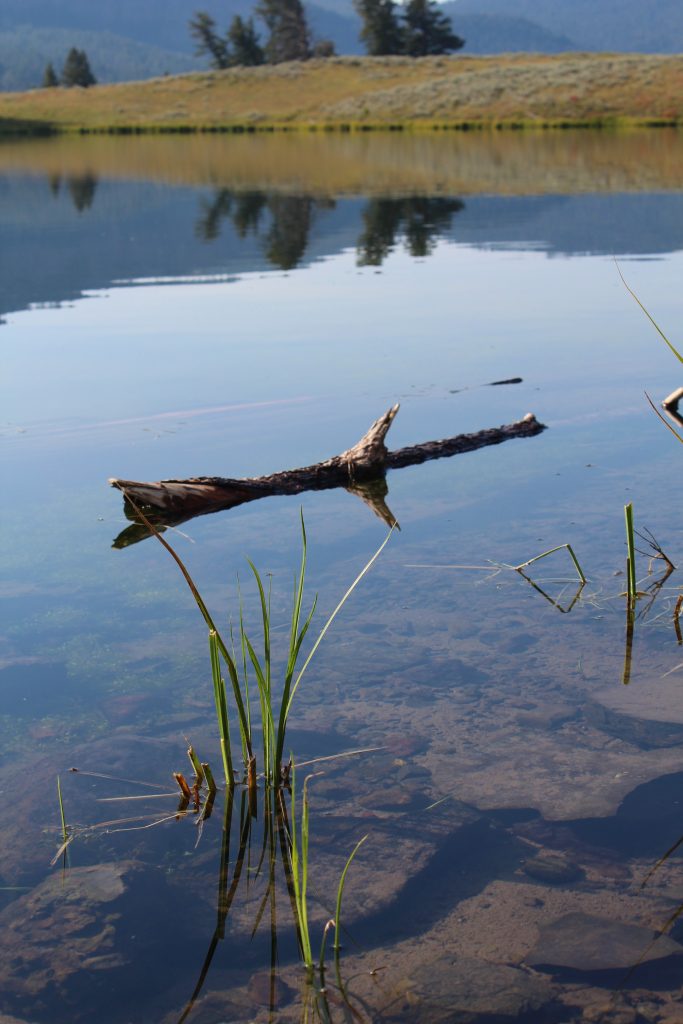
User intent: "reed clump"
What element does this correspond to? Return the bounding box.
[123,492,393,792]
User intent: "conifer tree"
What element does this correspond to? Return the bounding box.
[401,0,464,56]
[354,0,403,56]
[256,0,311,63]
[227,16,265,67]
[189,12,230,69]
[61,48,97,88]
[42,62,59,88]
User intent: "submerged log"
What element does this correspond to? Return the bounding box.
[110,405,545,547]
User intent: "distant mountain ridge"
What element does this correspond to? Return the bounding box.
[452,0,683,53]
[0,28,198,92]
[0,0,678,91]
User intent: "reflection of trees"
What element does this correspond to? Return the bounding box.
[67,174,98,212]
[357,196,464,266]
[195,190,463,271]
[196,190,335,270]
[265,195,315,270]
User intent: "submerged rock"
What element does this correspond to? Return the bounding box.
[0,863,130,997]
[526,912,683,973]
[522,851,585,885]
[397,954,557,1023]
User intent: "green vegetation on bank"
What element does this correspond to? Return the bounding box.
[0,53,682,134]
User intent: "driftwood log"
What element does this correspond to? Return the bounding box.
[110,405,546,548]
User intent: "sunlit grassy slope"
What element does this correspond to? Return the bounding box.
[1,54,682,132]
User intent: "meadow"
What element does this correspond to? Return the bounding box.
[0,52,682,133]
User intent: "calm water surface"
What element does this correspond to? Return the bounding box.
[1,131,683,1023]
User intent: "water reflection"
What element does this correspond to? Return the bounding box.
[4,130,683,195]
[44,172,99,211]
[195,190,463,270]
[66,174,98,213]
[357,196,464,265]
[1,143,683,322]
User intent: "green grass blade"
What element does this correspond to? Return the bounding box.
[319,918,335,980]
[300,772,313,969]
[57,776,68,844]
[618,263,683,365]
[247,559,272,698]
[186,744,205,785]
[514,543,586,584]
[245,634,275,783]
[117,488,253,757]
[202,761,217,795]
[333,835,368,952]
[274,516,309,771]
[624,502,637,600]
[284,526,396,723]
[288,763,314,970]
[209,630,233,786]
[645,391,683,445]
[287,511,308,677]
[237,576,252,759]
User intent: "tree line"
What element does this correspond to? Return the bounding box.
[40,1,463,91]
[190,0,464,68]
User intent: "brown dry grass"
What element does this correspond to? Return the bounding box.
[0,53,682,132]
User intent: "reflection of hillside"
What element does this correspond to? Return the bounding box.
[1,173,683,321]
[2,131,683,196]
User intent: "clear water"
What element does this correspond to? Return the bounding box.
[1,131,683,1024]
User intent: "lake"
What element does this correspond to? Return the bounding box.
[1,129,683,1023]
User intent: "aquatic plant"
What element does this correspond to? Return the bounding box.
[512,543,587,585]
[333,833,367,953]
[120,491,393,789]
[287,763,368,977]
[618,265,683,445]
[624,502,637,604]
[57,775,68,846]
[289,765,314,971]
[50,775,74,868]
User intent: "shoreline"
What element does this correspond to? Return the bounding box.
[1,117,680,137]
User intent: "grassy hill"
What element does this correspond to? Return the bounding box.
[0,54,682,133]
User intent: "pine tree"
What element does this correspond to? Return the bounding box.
[189,12,230,69]
[42,62,59,88]
[227,16,265,67]
[256,0,311,63]
[354,0,403,56]
[61,48,97,88]
[401,0,464,57]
